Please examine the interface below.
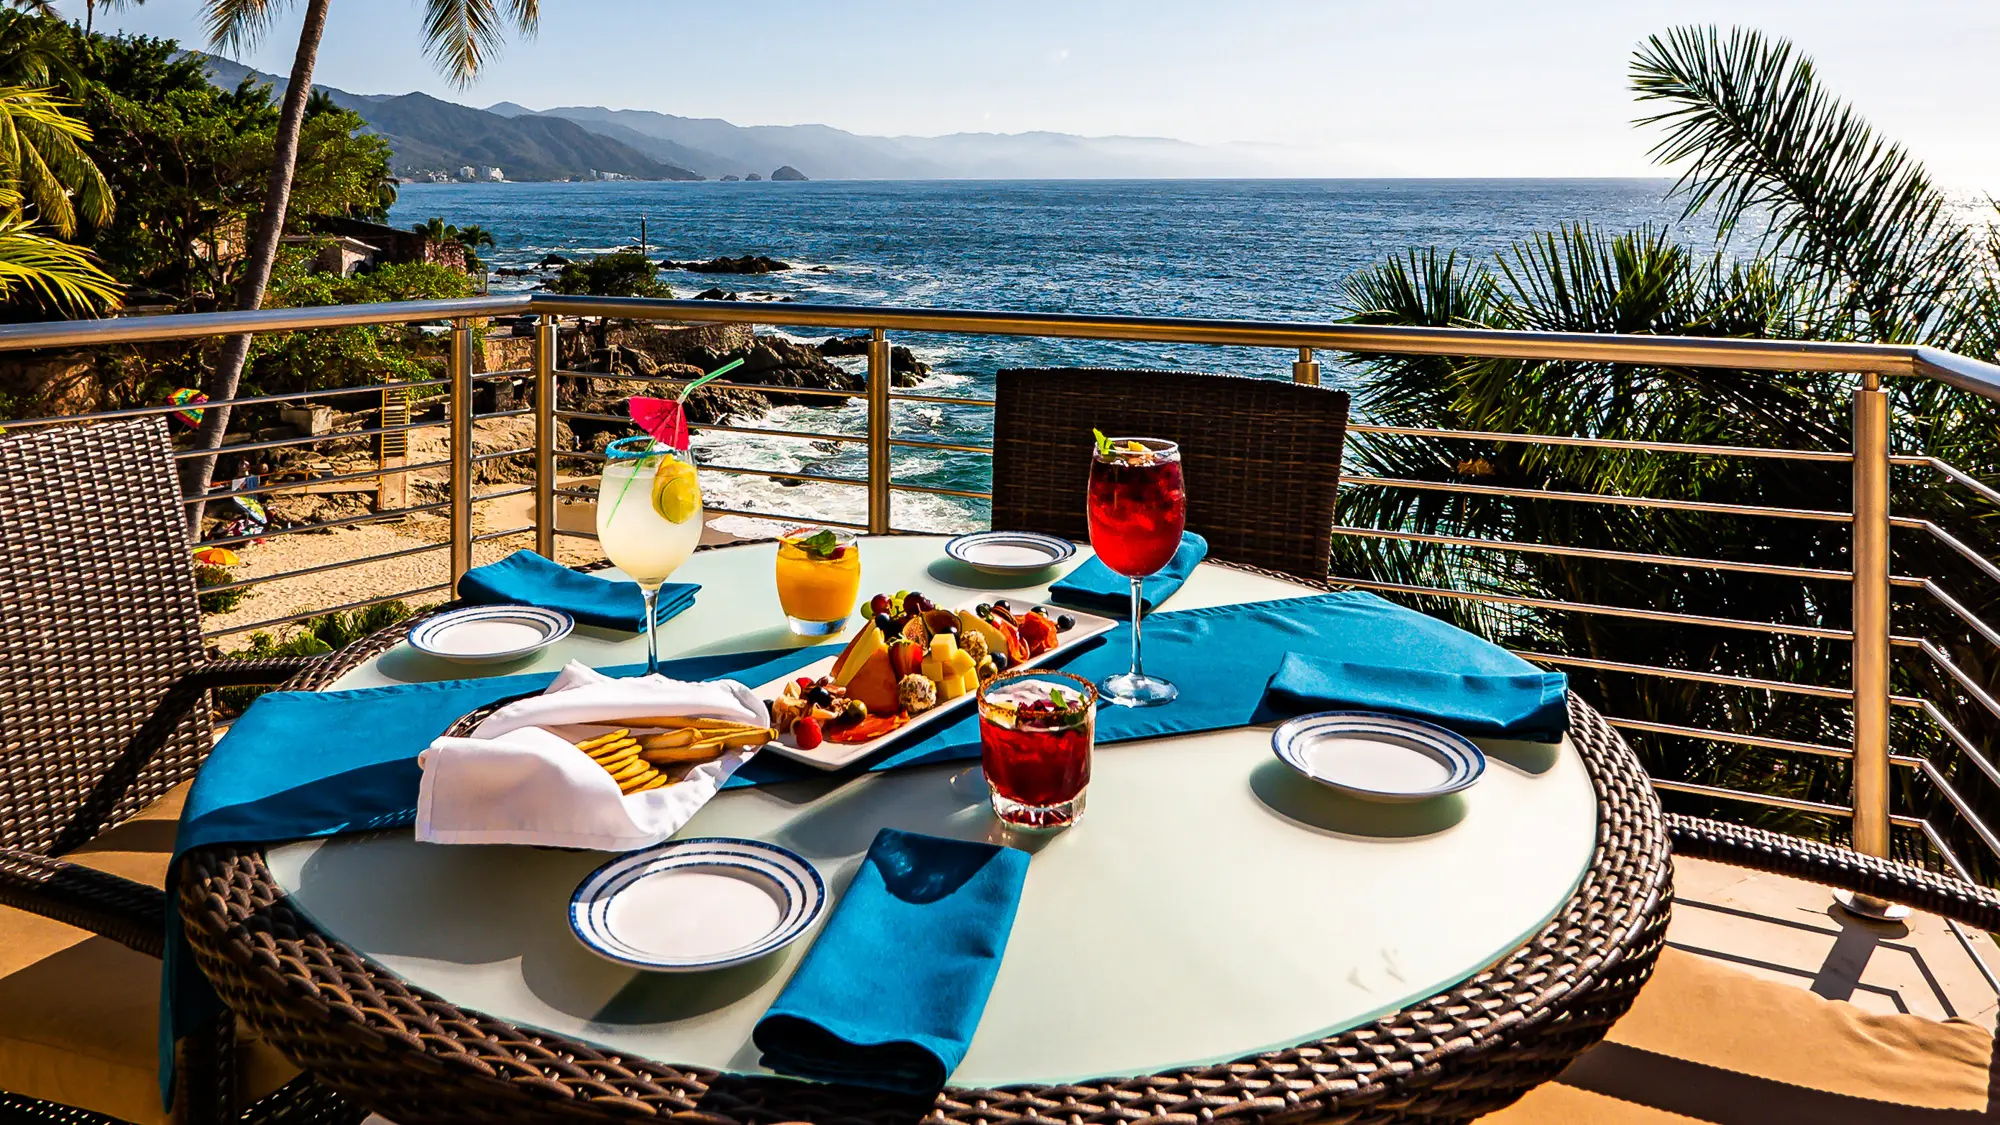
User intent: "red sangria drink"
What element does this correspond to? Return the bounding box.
[1086,434,1185,707]
[978,670,1097,829]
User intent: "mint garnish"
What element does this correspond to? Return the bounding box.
[1050,687,1067,708]
[1093,428,1112,456]
[799,529,841,560]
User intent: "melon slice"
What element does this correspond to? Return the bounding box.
[832,624,885,688]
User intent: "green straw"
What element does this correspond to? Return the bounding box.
[606,357,745,518]
[677,357,742,401]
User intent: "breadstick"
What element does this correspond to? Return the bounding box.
[641,744,726,765]
[637,729,698,752]
[617,716,767,731]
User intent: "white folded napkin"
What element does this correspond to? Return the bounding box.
[416,661,769,850]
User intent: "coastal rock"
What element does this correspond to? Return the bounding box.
[770,165,808,182]
[562,359,770,436]
[745,173,763,181]
[670,255,793,274]
[719,174,741,182]
[694,286,740,300]
[538,253,570,267]
[816,334,932,379]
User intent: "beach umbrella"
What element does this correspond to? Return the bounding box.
[193,547,241,566]
[169,388,207,428]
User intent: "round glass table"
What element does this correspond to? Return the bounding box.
[180,536,1672,1125]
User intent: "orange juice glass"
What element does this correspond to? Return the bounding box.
[776,528,861,636]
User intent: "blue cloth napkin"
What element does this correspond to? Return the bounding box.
[158,643,835,1107]
[1265,652,1568,742]
[1046,531,1207,617]
[754,829,1029,1093]
[730,590,1561,788]
[457,549,697,632]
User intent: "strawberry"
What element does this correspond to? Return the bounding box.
[793,716,824,750]
[888,637,924,678]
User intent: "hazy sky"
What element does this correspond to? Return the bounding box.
[100,0,2000,187]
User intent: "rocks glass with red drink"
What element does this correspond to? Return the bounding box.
[1086,436,1185,706]
[977,670,1097,828]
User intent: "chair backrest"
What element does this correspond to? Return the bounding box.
[991,368,1351,582]
[0,418,210,855]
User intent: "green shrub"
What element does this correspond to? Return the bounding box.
[547,251,672,299]
[194,564,244,614]
[218,600,414,714]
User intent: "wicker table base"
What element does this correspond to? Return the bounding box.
[180,685,1669,1125]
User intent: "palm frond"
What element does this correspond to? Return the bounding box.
[0,85,107,237]
[1631,26,1976,342]
[205,0,289,56]
[0,185,118,313]
[423,0,535,86]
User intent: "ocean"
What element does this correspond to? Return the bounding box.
[388,178,1720,535]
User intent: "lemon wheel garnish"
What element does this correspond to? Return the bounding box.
[650,459,701,523]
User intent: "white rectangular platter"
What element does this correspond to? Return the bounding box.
[752,596,1117,771]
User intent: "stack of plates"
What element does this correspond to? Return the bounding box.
[569,838,825,972]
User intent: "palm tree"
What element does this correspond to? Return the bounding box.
[81,0,139,34]
[181,0,538,532]
[1337,26,2000,868]
[451,222,493,269]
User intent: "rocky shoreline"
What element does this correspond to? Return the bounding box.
[560,322,931,450]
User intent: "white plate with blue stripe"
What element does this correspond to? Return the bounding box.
[407,605,573,664]
[1270,711,1486,802]
[945,530,1076,575]
[569,838,825,972]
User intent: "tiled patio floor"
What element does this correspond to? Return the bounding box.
[1669,855,1997,1025]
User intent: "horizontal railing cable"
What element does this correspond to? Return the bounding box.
[1347,423,1857,461]
[202,583,452,639]
[1332,524,1861,583]
[1344,474,1853,522]
[1331,574,1855,640]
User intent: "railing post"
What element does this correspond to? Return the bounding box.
[1292,346,1321,385]
[1841,371,1908,920]
[533,314,558,558]
[867,327,891,534]
[449,318,474,586]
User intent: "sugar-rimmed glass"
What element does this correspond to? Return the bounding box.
[595,436,702,674]
[977,669,1096,828]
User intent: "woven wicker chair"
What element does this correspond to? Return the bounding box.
[990,368,1350,583]
[0,419,360,1125]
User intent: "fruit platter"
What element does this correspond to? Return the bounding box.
[755,591,1117,770]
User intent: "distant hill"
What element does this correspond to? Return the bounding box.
[197,53,1313,181]
[198,56,699,182]
[492,103,1305,179]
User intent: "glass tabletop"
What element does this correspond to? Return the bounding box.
[272,535,1598,1087]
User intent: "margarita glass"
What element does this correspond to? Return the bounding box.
[595,437,702,674]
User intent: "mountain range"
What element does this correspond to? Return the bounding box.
[199,54,1307,182]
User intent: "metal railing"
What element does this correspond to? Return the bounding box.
[6,293,2000,914]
